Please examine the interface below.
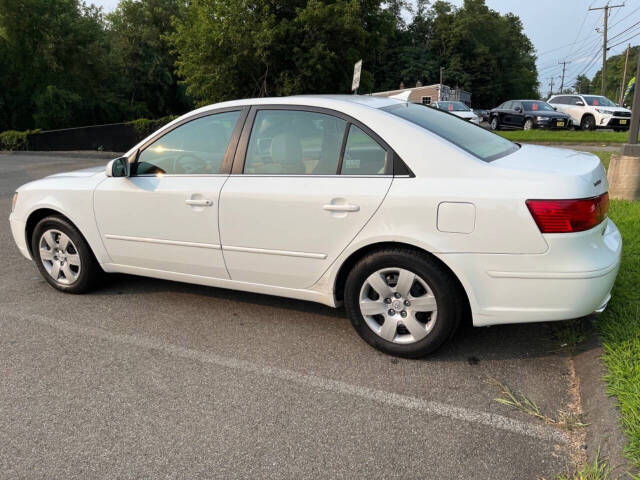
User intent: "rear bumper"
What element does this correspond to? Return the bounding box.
[439,218,622,326]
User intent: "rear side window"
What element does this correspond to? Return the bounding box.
[341,125,387,175]
[382,103,518,162]
[135,111,241,175]
[244,110,346,175]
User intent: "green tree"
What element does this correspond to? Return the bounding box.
[574,74,591,94]
[169,0,387,105]
[590,46,639,104]
[107,0,191,119]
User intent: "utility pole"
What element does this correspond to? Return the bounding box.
[439,67,444,101]
[559,61,571,92]
[619,43,630,105]
[548,77,555,97]
[589,2,625,96]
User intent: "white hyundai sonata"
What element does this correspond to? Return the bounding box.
[9,95,622,357]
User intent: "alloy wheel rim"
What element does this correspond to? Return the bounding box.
[39,229,81,285]
[359,267,437,344]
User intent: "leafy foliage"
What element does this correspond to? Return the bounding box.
[588,46,639,106]
[127,115,177,138]
[0,0,540,130]
[0,129,39,150]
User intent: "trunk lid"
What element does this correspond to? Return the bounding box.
[491,144,607,197]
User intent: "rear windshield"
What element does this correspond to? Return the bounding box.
[382,103,519,162]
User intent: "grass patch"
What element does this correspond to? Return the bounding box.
[596,198,640,469]
[496,129,638,144]
[554,451,615,480]
[492,379,587,430]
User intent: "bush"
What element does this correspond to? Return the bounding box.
[0,129,40,151]
[127,116,177,139]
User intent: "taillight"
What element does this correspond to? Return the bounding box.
[526,193,609,233]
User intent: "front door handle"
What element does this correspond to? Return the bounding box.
[323,204,360,212]
[185,199,213,207]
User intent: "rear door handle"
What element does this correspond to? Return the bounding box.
[185,199,213,207]
[323,204,360,212]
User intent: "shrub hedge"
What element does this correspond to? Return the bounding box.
[0,129,40,151]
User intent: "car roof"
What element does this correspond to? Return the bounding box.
[192,94,403,114]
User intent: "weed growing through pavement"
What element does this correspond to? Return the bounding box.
[491,379,588,430]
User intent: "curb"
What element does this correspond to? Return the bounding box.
[0,150,123,159]
[573,320,637,479]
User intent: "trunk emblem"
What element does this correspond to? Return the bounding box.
[594,179,602,187]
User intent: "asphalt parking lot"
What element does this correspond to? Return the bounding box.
[1,153,580,479]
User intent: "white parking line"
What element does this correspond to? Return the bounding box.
[2,308,568,445]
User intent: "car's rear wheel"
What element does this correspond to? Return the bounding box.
[523,118,534,130]
[581,115,595,131]
[344,248,463,357]
[490,116,500,130]
[31,216,102,294]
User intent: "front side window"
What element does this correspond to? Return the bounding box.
[135,111,241,175]
[341,125,387,175]
[569,96,584,106]
[244,110,347,175]
[382,102,519,162]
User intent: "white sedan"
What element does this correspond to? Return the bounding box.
[432,101,481,124]
[9,95,621,357]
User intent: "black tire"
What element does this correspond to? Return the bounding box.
[490,116,500,130]
[523,118,534,131]
[581,115,595,131]
[31,215,102,294]
[344,248,465,358]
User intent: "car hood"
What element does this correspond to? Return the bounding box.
[46,166,105,178]
[594,106,631,114]
[451,111,476,119]
[527,111,569,119]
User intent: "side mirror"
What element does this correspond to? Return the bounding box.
[105,156,130,178]
[575,101,584,106]
[515,107,522,113]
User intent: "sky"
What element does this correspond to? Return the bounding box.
[92,0,640,97]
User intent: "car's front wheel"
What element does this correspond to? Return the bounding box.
[523,118,534,130]
[581,115,596,131]
[344,248,463,358]
[31,215,102,294]
[490,116,500,130]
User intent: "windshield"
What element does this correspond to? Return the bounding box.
[522,101,555,112]
[583,95,617,107]
[437,101,470,112]
[382,103,519,162]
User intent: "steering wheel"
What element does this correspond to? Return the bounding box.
[174,154,207,174]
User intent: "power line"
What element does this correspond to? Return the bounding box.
[608,30,640,50]
[608,19,640,42]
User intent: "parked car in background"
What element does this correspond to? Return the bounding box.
[10,95,620,358]
[473,109,489,123]
[432,101,480,124]
[489,100,572,130]
[547,94,631,131]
